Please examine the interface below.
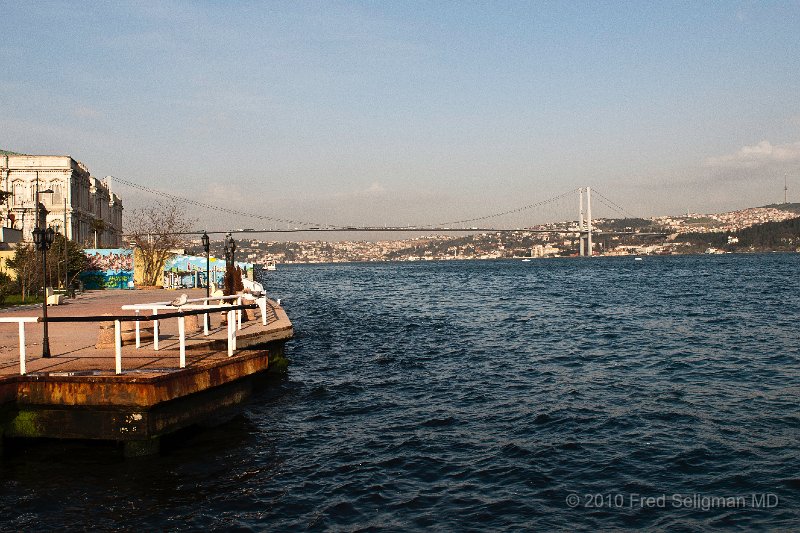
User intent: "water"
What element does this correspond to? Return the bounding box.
[2,254,799,530]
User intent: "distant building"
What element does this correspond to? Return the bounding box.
[0,154,123,247]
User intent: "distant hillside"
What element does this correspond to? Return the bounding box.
[762,202,800,215]
[0,149,23,155]
[676,216,800,251]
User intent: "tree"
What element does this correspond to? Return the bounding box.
[7,244,41,302]
[0,271,12,305]
[127,202,194,287]
[48,233,86,289]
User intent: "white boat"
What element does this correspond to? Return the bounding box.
[264,260,277,271]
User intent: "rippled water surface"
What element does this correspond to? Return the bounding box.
[2,255,799,530]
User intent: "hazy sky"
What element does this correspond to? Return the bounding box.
[2,1,799,231]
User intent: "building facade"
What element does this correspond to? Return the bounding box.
[0,154,123,247]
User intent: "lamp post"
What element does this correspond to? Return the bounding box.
[224,232,236,264]
[64,196,68,290]
[201,231,211,330]
[33,226,55,358]
[223,233,236,294]
[202,231,210,297]
[33,174,55,357]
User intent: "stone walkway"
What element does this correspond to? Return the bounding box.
[0,289,292,376]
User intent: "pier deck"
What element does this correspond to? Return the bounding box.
[0,289,293,455]
[0,288,291,375]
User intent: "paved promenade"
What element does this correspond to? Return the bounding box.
[0,289,292,377]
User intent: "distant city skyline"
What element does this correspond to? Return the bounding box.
[2,1,799,229]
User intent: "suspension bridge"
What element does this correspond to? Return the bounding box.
[112,178,668,257]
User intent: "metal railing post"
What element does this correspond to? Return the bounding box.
[227,310,234,356]
[203,298,209,336]
[114,320,122,374]
[19,321,26,375]
[258,297,268,325]
[135,309,141,348]
[178,315,186,368]
[153,308,159,350]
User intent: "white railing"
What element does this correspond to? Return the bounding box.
[0,296,269,376]
[0,316,40,375]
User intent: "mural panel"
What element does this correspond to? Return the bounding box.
[80,248,134,289]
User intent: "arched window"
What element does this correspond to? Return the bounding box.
[52,183,63,205]
[12,181,23,205]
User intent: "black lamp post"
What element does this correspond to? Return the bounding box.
[201,231,210,296]
[64,196,68,291]
[224,232,236,264]
[201,231,210,329]
[33,226,55,358]
[223,233,236,295]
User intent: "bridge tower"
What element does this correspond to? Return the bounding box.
[578,187,593,257]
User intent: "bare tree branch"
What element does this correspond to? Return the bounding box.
[127,202,195,286]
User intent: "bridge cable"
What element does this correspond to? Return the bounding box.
[109,176,332,229]
[429,188,580,228]
[591,189,637,219]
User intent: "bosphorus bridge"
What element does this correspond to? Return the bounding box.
[112,178,668,258]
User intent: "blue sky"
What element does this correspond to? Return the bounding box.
[2,1,799,229]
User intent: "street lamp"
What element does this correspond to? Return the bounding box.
[33,173,55,358]
[201,231,210,297]
[33,226,55,358]
[63,195,68,291]
[201,231,210,330]
[224,232,236,264]
[223,233,236,295]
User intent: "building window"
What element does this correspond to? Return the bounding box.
[12,181,23,205]
[52,183,62,205]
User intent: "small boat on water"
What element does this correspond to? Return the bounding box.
[522,259,531,262]
[264,260,277,271]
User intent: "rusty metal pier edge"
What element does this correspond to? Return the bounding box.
[0,336,292,458]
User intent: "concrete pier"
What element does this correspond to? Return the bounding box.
[0,289,293,456]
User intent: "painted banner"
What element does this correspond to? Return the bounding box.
[80,248,135,289]
[163,255,253,289]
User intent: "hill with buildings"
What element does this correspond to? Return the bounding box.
[189,203,800,264]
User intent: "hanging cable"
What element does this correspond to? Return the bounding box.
[591,189,637,219]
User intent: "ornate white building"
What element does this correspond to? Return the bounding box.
[0,154,123,247]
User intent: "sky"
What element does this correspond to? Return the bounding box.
[2,1,800,232]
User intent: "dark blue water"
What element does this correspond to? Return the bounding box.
[2,255,799,530]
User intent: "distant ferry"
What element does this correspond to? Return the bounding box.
[263,260,277,271]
